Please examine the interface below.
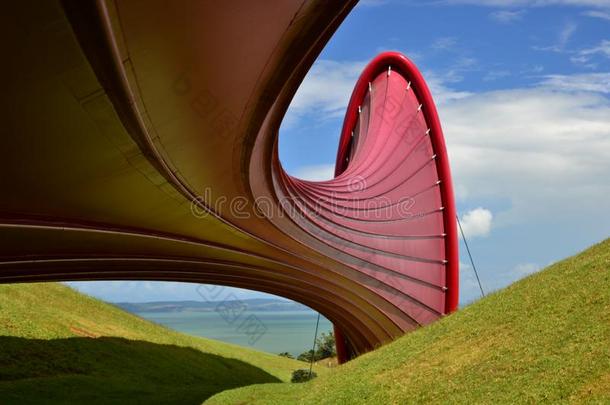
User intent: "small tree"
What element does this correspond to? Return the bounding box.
[297,331,337,363]
[314,331,336,359]
[278,352,294,359]
[297,349,314,362]
[291,369,317,383]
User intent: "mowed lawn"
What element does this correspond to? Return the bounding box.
[0,282,324,404]
[207,238,610,404]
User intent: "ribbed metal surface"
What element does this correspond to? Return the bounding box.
[0,1,457,362]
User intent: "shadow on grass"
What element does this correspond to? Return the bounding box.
[0,336,281,404]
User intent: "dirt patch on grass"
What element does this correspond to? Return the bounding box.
[69,326,99,338]
[570,372,610,403]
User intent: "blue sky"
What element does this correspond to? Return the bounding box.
[70,0,610,305]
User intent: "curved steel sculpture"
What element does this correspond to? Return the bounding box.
[0,0,457,362]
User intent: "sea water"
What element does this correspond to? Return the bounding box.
[135,309,333,357]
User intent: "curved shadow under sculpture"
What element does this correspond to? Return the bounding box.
[0,0,457,363]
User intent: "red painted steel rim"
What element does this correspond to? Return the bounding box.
[334,52,459,315]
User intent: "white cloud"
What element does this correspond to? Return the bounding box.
[285,60,365,126]
[534,21,578,52]
[571,39,610,66]
[539,73,610,93]
[432,37,459,51]
[285,58,473,125]
[292,164,336,181]
[483,70,511,81]
[559,22,577,48]
[440,82,610,227]
[459,208,494,238]
[582,9,610,20]
[580,39,610,56]
[489,9,525,22]
[432,56,479,85]
[424,73,474,105]
[513,262,540,276]
[454,183,470,201]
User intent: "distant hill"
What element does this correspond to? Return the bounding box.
[208,238,610,404]
[115,298,311,314]
[0,283,324,404]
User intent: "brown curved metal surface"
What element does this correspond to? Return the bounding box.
[0,0,458,361]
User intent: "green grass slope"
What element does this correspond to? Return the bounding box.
[208,238,610,404]
[0,282,322,404]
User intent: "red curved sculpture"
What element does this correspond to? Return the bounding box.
[0,0,457,363]
[258,52,459,360]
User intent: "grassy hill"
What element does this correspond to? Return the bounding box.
[0,282,323,404]
[208,238,610,404]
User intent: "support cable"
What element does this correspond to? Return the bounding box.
[308,312,321,379]
[456,214,485,297]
